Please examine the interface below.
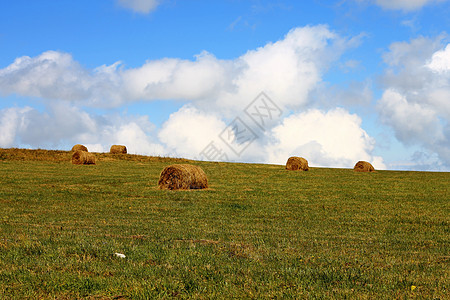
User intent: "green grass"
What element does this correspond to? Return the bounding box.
[0,148,449,299]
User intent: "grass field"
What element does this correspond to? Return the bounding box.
[0,148,449,299]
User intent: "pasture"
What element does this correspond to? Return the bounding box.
[0,149,448,299]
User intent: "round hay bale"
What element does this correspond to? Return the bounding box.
[71,144,88,152]
[286,156,309,171]
[353,161,375,172]
[110,145,127,154]
[72,150,96,165]
[158,164,208,190]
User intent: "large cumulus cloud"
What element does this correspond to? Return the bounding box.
[266,108,385,169]
[377,37,450,169]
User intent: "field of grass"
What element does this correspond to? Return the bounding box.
[0,148,449,299]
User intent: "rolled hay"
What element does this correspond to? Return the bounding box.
[110,145,127,154]
[158,164,208,190]
[353,161,375,172]
[286,156,309,171]
[71,144,88,152]
[72,150,96,165]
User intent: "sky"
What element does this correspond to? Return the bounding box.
[1,0,449,171]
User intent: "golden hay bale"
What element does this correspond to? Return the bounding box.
[353,161,375,172]
[110,145,127,154]
[72,150,96,165]
[286,156,309,171]
[71,144,88,152]
[158,164,208,190]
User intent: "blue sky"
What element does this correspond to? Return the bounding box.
[1,0,449,171]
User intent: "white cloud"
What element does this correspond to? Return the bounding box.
[266,108,385,169]
[377,89,442,144]
[158,105,227,159]
[224,25,337,111]
[268,108,385,169]
[117,0,160,14]
[427,44,450,73]
[0,51,91,101]
[0,103,98,148]
[382,37,440,68]
[122,25,351,114]
[122,52,233,104]
[154,104,385,169]
[0,25,353,114]
[0,51,124,107]
[109,121,165,155]
[377,38,450,168]
[0,104,164,155]
[0,107,32,147]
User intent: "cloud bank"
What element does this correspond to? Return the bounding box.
[0,25,385,169]
[0,26,354,112]
[0,104,164,156]
[377,37,450,169]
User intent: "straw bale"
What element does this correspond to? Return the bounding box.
[353,161,375,172]
[72,150,96,165]
[110,145,127,154]
[71,144,88,152]
[286,156,309,171]
[158,164,208,190]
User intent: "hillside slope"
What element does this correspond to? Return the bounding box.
[0,148,449,299]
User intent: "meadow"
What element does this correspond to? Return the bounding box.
[0,148,449,299]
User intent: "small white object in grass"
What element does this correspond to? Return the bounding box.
[114,252,126,258]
